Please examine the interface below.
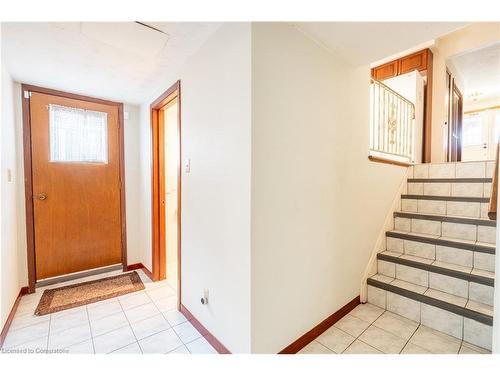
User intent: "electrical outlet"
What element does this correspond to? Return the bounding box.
[201,289,209,305]
[7,169,12,183]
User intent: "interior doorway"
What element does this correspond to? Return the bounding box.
[151,81,182,307]
[446,42,500,162]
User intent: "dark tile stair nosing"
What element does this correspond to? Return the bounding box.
[386,231,495,254]
[401,194,489,203]
[367,277,493,326]
[408,178,492,183]
[377,253,494,286]
[394,211,496,227]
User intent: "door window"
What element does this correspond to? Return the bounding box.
[49,104,108,163]
[462,114,483,146]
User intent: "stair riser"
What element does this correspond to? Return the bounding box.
[378,260,494,305]
[407,182,491,198]
[402,198,490,218]
[411,161,494,180]
[394,217,496,244]
[386,238,495,272]
[369,162,496,352]
[367,285,492,350]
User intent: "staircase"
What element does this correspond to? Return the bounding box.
[367,161,496,351]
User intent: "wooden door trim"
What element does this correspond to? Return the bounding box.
[452,81,463,162]
[150,81,182,310]
[279,296,360,353]
[21,84,128,293]
[0,286,29,348]
[423,50,433,163]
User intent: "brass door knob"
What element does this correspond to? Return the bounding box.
[37,193,47,201]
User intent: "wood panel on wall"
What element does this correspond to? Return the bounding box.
[399,49,429,75]
[371,49,430,79]
[371,60,399,81]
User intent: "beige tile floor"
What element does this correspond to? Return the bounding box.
[3,275,491,355]
[1,269,217,354]
[298,303,491,354]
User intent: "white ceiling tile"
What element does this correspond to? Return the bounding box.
[1,22,221,104]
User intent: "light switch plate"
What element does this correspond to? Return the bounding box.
[7,169,12,182]
[184,159,191,173]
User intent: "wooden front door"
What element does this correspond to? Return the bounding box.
[30,91,123,280]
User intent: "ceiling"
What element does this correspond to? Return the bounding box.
[1,22,221,104]
[2,22,470,105]
[449,42,500,104]
[293,22,467,66]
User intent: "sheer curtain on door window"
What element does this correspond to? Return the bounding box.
[49,104,108,163]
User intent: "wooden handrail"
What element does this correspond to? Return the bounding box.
[488,144,499,220]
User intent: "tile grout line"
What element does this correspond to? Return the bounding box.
[333,307,387,352]
[168,315,192,353]
[116,296,143,354]
[338,315,381,354]
[45,313,52,351]
[91,309,177,351]
[166,343,187,354]
[157,287,202,354]
[304,340,335,354]
[85,306,96,354]
[362,313,415,354]
[461,315,465,353]
[399,322,421,354]
[157,292,194,353]
[344,337,381,354]
[146,288,177,313]
[8,314,51,335]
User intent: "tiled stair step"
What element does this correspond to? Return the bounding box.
[377,252,494,286]
[400,195,490,219]
[386,230,495,254]
[394,211,496,227]
[401,195,489,203]
[406,178,491,200]
[407,178,492,183]
[367,276,493,326]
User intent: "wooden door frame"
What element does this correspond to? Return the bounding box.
[150,80,182,309]
[444,69,452,161]
[21,84,128,293]
[452,80,464,161]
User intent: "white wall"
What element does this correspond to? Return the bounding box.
[431,23,500,163]
[250,22,407,353]
[0,66,24,329]
[138,104,153,271]
[123,104,143,265]
[138,23,252,353]
[465,96,500,112]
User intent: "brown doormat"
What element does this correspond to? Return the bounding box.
[35,271,145,316]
